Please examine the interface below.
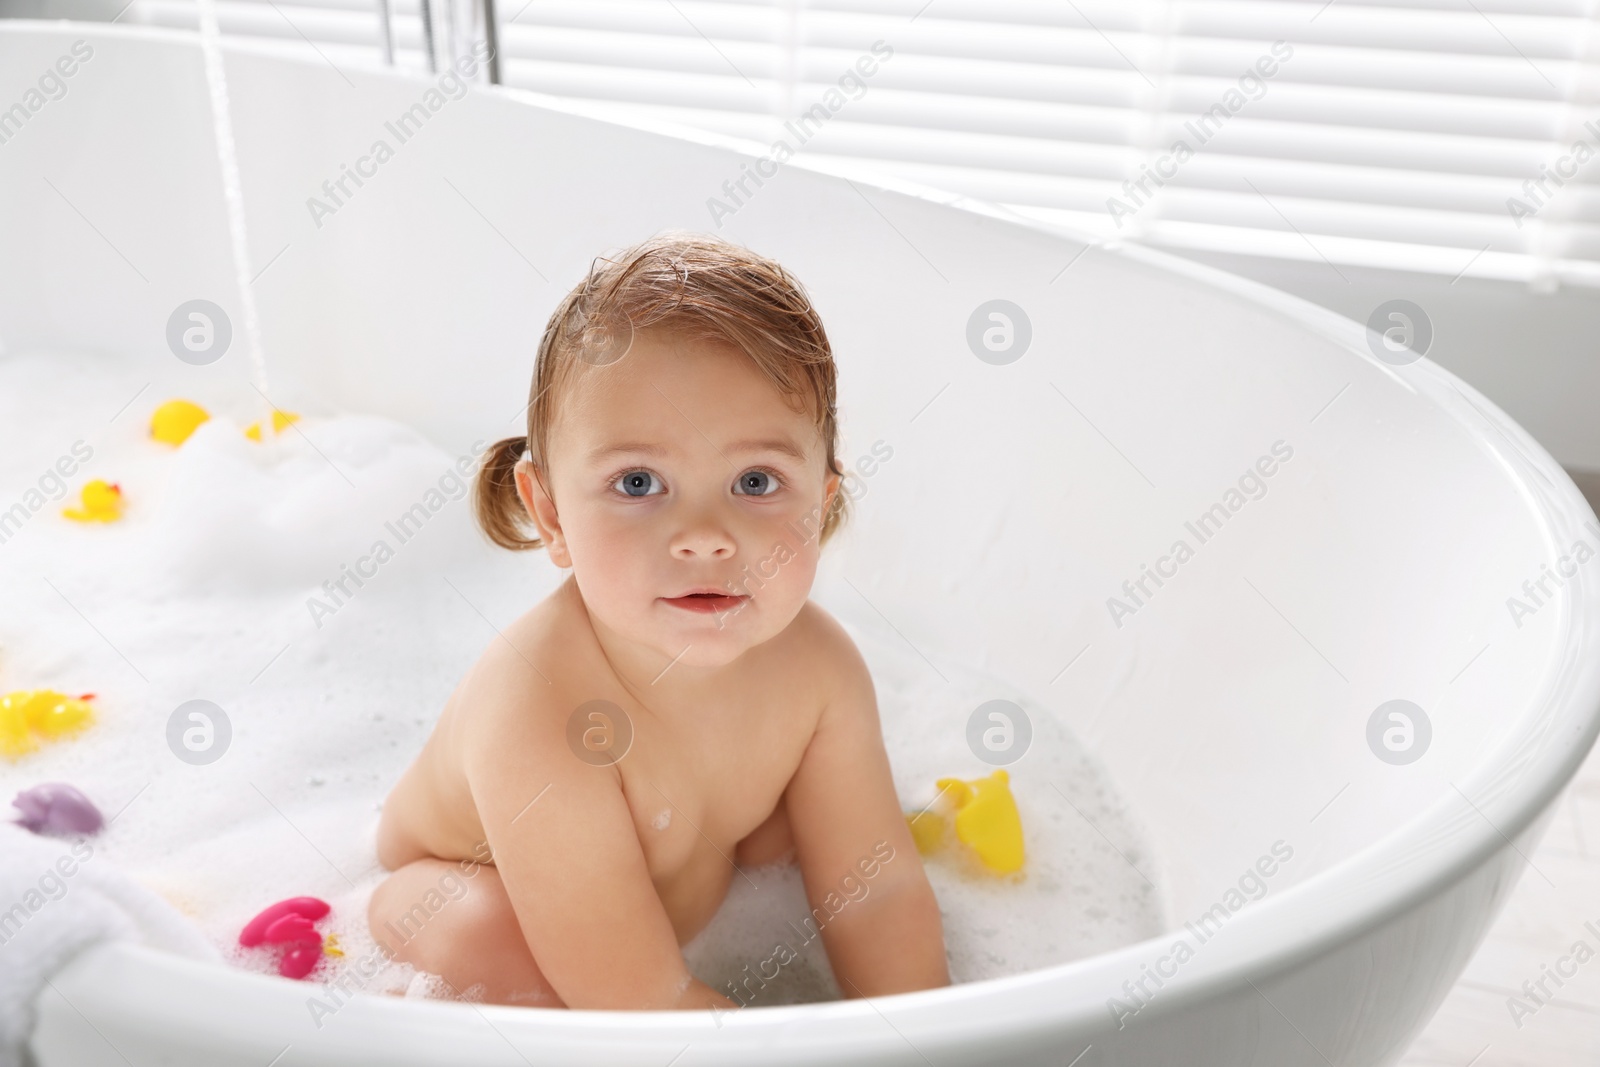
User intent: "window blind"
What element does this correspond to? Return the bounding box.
[126,0,1600,287]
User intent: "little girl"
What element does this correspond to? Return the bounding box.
[368,231,950,1010]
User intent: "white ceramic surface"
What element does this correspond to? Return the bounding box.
[4,22,1600,1066]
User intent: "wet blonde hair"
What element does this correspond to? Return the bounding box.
[474,230,847,551]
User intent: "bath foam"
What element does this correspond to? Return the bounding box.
[0,350,1164,1009]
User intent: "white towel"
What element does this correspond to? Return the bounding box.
[0,822,219,1067]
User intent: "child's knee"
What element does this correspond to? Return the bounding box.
[369,860,514,962]
[448,865,520,941]
[369,860,459,957]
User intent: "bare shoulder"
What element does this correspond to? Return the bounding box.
[447,579,602,767]
[783,600,876,711]
[376,581,598,868]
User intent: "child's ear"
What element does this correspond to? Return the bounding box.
[823,467,842,518]
[514,458,572,567]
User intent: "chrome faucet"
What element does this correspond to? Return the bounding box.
[377,0,499,84]
[375,0,394,65]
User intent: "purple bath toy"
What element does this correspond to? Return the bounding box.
[10,782,104,837]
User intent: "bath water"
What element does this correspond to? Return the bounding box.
[0,350,1165,1005]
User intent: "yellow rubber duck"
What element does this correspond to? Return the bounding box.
[244,410,300,441]
[906,807,949,855]
[906,769,1025,875]
[62,480,123,523]
[0,699,32,758]
[151,399,211,446]
[0,689,95,759]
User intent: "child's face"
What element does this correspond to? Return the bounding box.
[516,328,840,669]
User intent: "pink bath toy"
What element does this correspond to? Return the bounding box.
[10,782,104,837]
[238,896,330,946]
[239,896,333,979]
[278,944,323,979]
[262,912,320,945]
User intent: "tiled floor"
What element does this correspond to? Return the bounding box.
[1399,470,1600,1065]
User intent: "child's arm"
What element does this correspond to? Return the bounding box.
[783,629,951,998]
[462,673,734,1011]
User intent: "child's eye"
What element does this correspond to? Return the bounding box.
[732,469,781,496]
[613,470,664,497]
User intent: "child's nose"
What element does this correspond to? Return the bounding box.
[669,513,736,560]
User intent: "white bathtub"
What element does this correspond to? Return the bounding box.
[4,21,1600,1066]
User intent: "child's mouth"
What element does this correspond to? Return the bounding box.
[662,591,748,614]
